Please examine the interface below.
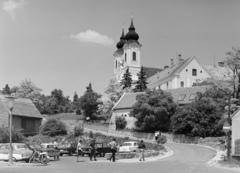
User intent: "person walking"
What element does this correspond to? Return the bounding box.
[138,140,146,161]
[109,138,117,162]
[89,139,97,161]
[77,139,83,162]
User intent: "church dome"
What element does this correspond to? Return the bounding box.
[125,17,139,41]
[116,28,126,49]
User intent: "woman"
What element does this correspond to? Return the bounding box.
[77,139,84,162]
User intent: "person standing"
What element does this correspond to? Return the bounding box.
[138,140,146,161]
[155,131,159,142]
[109,138,117,162]
[89,139,97,161]
[77,139,83,162]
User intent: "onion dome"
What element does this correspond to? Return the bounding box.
[125,17,139,41]
[116,27,126,49]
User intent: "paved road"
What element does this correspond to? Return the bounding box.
[0,143,238,173]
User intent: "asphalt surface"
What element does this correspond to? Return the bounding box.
[0,143,239,173]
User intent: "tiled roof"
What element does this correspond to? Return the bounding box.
[147,56,193,85]
[202,65,232,80]
[0,95,43,119]
[143,67,162,78]
[112,86,211,110]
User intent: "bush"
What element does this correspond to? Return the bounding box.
[65,106,69,113]
[73,124,84,137]
[40,119,67,137]
[0,126,25,143]
[59,107,64,113]
[76,109,82,115]
[115,116,127,130]
[157,135,167,144]
[69,109,74,113]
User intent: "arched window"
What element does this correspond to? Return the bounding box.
[132,52,136,61]
[115,60,117,69]
[125,53,127,62]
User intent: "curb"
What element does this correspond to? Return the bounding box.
[0,162,49,167]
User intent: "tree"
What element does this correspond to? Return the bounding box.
[115,116,127,130]
[78,83,102,120]
[40,119,67,137]
[120,68,132,89]
[51,89,65,106]
[134,66,148,92]
[2,84,11,95]
[73,92,78,105]
[171,86,228,137]
[130,89,177,132]
[98,78,132,116]
[45,97,59,115]
[224,47,240,98]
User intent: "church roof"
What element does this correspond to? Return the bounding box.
[125,17,139,41]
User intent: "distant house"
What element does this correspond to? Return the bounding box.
[108,86,210,131]
[147,55,212,90]
[0,95,43,136]
[231,107,240,156]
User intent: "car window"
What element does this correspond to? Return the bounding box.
[122,143,132,146]
[15,144,28,150]
[47,145,55,148]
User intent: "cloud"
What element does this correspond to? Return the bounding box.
[2,0,27,20]
[70,30,114,47]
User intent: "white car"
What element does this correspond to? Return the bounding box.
[119,141,138,152]
[0,143,33,162]
[41,143,60,159]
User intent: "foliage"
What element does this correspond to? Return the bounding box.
[65,106,69,113]
[73,124,84,137]
[0,126,25,143]
[45,97,59,115]
[130,89,177,132]
[171,86,227,137]
[134,66,148,92]
[89,130,93,138]
[72,92,79,109]
[224,47,240,98]
[59,106,64,113]
[98,78,132,116]
[40,119,67,137]
[76,109,82,115]
[157,135,167,144]
[115,116,127,130]
[51,89,67,106]
[2,84,11,95]
[69,109,74,113]
[120,68,132,89]
[78,83,102,119]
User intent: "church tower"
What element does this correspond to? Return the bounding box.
[113,17,142,82]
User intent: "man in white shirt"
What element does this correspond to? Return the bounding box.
[77,139,83,162]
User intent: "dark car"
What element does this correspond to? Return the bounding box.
[26,143,60,159]
[58,143,77,156]
[81,142,111,157]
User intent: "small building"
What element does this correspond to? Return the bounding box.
[231,107,240,155]
[109,86,210,132]
[0,95,43,136]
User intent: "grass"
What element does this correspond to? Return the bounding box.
[48,113,107,121]
[218,157,240,168]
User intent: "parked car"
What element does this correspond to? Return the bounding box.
[40,143,60,159]
[119,141,138,152]
[81,142,111,157]
[26,143,59,160]
[58,143,77,156]
[0,143,33,162]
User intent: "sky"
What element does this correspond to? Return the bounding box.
[1,0,240,100]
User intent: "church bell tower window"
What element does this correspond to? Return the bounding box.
[132,52,136,61]
[115,60,117,69]
[125,53,127,62]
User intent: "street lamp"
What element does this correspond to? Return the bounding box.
[5,95,16,165]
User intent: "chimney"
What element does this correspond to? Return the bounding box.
[218,62,224,67]
[171,59,174,66]
[164,65,169,69]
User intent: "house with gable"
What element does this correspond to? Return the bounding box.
[147,55,212,90]
[230,107,240,156]
[0,95,43,136]
[108,86,210,132]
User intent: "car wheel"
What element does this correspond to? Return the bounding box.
[57,156,59,160]
[60,153,63,156]
[68,151,72,156]
[12,157,17,162]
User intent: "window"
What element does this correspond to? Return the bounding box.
[180,81,184,87]
[189,93,197,100]
[192,69,197,76]
[186,69,188,72]
[132,52,136,61]
[166,82,169,89]
[21,118,26,129]
[125,53,127,62]
[200,70,202,73]
[177,94,186,101]
[115,60,117,69]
